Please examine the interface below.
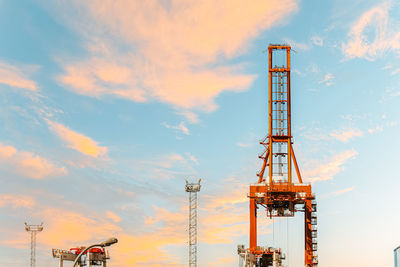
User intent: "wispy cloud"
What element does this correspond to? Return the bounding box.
[0,194,35,209]
[319,73,335,86]
[311,35,324,46]
[330,128,363,142]
[129,152,197,180]
[283,38,311,51]
[178,110,200,124]
[106,211,121,223]
[342,1,400,60]
[163,121,190,135]
[237,142,253,148]
[46,120,108,157]
[0,143,67,179]
[0,61,38,91]
[331,186,354,196]
[391,68,400,75]
[303,149,358,183]
[54,0,298,113]
[321,186,355,199]
[368,125,384,134]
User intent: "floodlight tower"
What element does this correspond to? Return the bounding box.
[25,222,43,267]
[185,179,201,267]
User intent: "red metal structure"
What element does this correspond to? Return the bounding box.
[52,246,110,266]
[247,44,318,266]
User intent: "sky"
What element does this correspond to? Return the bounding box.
[0,0,400,266]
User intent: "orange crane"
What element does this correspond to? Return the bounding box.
[246,44,318,267]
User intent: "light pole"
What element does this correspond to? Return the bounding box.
[25,222,43,267]
[185,179,201,267]
[72,237,118,267]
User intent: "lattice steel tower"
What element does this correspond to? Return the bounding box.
[185,179,201,267]
[25,222,43,267]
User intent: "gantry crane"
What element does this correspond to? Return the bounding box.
[245,44,318,267]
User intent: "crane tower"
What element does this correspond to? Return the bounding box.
[25,222,43,267]
[246,44,318,266]
[185,179,201,267]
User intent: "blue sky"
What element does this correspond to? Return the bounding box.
[0,0,400,266]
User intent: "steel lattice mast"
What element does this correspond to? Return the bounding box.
[185,179,201,267]
[25,222,43,267]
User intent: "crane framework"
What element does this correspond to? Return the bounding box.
[246,44,318,267]
[185,179,201,267]
[52,247,111,267]
[25,222,43,267]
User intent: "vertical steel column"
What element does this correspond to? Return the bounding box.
[87,252,92,267]
[189,191,198,267]
[287,48,292,184]
[31,231,36,267]
[249,199,257,251]
[268,46,273,183]
[304,200,316,267]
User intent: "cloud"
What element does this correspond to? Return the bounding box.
[368,125,384,134]
[1,179,252,266]
[0,194,35,209]
[0,61,37,91]
[53,0,298,112]
[283,38,311,51]
[319,73,335,86]
[303,149,358,183]
[342,1,400,60]
[46,120,107,157]
[237,142,253,148]
[391,68,400,75]
[40,209,120,247]
[178,110,200,124]
[163,121,190,135]
[186,153,199,165]
[106,211,121,223]
[330,128,363,142]
[129,152,198,180]
[330,187,354,196]
[311,35,324,46]
[0,143,67,179]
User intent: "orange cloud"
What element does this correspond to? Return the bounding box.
[327,187,355,197]
[55,0,297,113]
[1,182,252,266]
[303,149,358,183]
[163,121,190,135]
[37,207,184,266]
[342,1,400,60]
[106,211,121,223]
[330,128,363,142]
[46,120,107,157]
[0,143,67,179]
[40,208,120,247]
[0,194,35,208]
[0,61,37,91]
